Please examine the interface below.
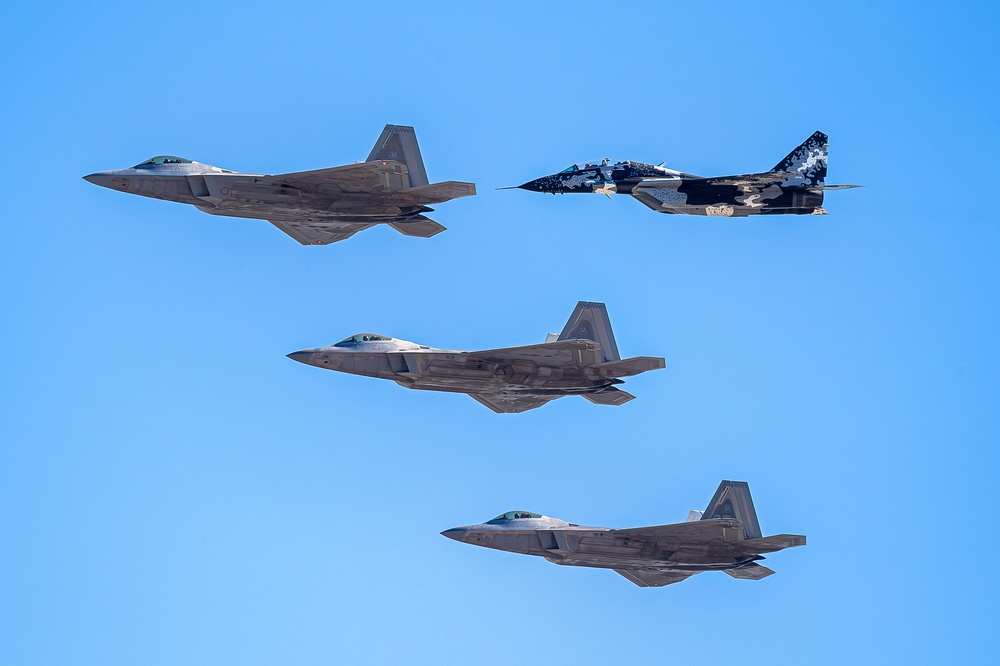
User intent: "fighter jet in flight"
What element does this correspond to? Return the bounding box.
[83,124,475,245]
[443,480,805,587]
[513,131,857,217]
[287,301,664,413]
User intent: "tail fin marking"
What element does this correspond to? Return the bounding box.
[701,480,763,540]
[771,130,828,187]
[366,124,429,187]
[558,301,621,362]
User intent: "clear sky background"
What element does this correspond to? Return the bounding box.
[2,2,998,664]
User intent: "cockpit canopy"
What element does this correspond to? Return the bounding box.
[489,511,542,522]
[133,156,194,168]
[559,159,628,173]
[334,333,391,346]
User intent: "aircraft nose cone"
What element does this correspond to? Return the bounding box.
[83,172,114,188]
[440,528,469,542]
[286,350,315,365]
[518,179,543,192]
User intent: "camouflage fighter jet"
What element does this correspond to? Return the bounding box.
[513,131,857,217]
[83,125,475,245]
[443,480,805,587]
[287,301,664,413]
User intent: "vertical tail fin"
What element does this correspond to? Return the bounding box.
[701,480,762,540]
[771,130,828,187]
[366,124,429,187]
[558,301,621,362]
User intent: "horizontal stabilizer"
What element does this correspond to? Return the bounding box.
[388,217,446,238]
[811,184,862,191]
[615,569,694,588]
[724,563,775,580]
[592,356,665,378]
[582,388,635,406]
[735,534,807,554]
[404,181,476,203]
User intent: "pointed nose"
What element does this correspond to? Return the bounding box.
[286,350,315,365]
[441,528,469,542]
[518,179,544,192]
[83,172,115,188]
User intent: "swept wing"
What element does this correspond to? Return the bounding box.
[466,339,603,366]
[468,394,557,414]
[614,569,695,588]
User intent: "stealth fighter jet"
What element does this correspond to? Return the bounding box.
[83,124,475,245]
[514,131,857,217]
[287,301,664,413]
[443,480,805,587]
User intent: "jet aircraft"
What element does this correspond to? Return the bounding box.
[443,480,805,587]
[83,124,475,245]
[287,301,664,413]
[514,131,858,217]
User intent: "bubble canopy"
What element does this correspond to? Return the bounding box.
[334,333,391,346]
[489,511,542,522]
[133,156,193,168]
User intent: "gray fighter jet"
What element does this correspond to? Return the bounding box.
[443,480,805,587]
[287,301,664,413]
[83,125,475,245]
[514,131,858,217]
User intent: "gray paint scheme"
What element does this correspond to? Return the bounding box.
[443,481,805,587]
[287,301,665,413]
[83,125,475,245]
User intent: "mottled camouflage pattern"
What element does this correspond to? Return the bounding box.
[517,131,857,217]
[443,481,806,588]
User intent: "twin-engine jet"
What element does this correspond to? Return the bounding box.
[83,124,475,245]
[443,480,805,587]
[287,301,665,413]
[514,131,858,217]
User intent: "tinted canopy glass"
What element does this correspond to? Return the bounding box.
[134,156,193,167]
[334,333,391,346]
[490,511,542,522]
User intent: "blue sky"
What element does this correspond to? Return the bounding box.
[2,2,998,663]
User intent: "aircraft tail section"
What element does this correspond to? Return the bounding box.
[701,480,762,540]
[558,301,620,362]
[366,124,429,187]
[724,563,775,580]
[770,130,828,186]
[387,216,446,238]
[582,387,635,406]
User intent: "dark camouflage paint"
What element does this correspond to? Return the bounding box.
[517,131,849,217]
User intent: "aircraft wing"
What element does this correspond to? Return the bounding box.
[614,569,695,588]
[687,171,796,188]
[468,393,557,414]
[268,160,411,193]
[466,339,602,365]
[393,181,476,204]
[267,219,375,245]
[734,534,806,554]
[614,518,746,544]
